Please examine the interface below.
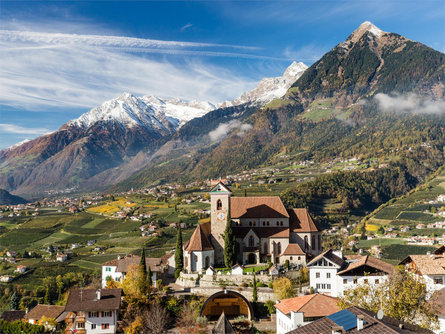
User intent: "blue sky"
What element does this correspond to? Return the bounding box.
[0,0,444,148]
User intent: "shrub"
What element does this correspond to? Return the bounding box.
[265,300,276,314]
[174,269,181,279]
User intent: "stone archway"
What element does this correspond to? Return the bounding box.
[201,289,254,320]
[248,253,256,264]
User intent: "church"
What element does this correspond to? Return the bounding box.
[183,182,322,273]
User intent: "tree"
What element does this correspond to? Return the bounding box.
[273,277,295,300]
[140,248,147,275]
[223,208,236,268]
[143,303,170,334]
[175,227,184,278]
[284,259,290,270]
[252,274,258,303]
[9,292,19,310]
[147,265,153,287]
[122,264,148,303]
[338,267,439,330]
[44,287,50,305]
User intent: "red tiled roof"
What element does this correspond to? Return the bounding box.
[288,208,319,233]
[185,224,214,252]
[338,255,394,275]
[230,197,289,219]
[103,255,163,273]
[281,243,306,256]
[24,305,65,321]
[274,294,340,317]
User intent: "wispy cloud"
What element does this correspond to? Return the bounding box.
[372,93,445,114]
[208,120,253,142]
[0,28,263,109]
[180,23,193,32]
[0,123,51,135]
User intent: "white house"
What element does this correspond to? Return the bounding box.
[274,294,341,334]
[56,253,68,262]
[399,245,445,294]
[231,264,244,275]
[63,289,122,334]
[307,249,394,297]
[101,255,164,288]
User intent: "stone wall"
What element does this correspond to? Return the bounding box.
[191,286,275,303]
[176,272,272,288]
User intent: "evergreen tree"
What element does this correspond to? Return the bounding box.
[9,292,19,310]
[175,226,184,278]
[252,274,258,303]
[223,208,236,268]
[140,248,147,276]
[44,288,50,305]
[147,264,152,287]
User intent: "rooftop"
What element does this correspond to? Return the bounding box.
[65,288,122,312]
[274,294,340,317]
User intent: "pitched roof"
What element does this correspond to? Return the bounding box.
[103,255,163,273]
[231,226,289,239]
[212,312,235,334]
[287,306,433,333]
[65,289,122,312]
[307,249,346,268]
[209,182,232,193]
[430,287,445,317]
[274,294,340,317]
[337,255,394,275]
[282,243,306,256]
[24,304,65,320]
[433,245,445,255]
[399,254,445,275]
[0,310,26,322]
[230,196,289,219]
[288,208,320,233]
[185,224,214,252]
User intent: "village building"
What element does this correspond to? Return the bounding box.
[25,304,65,329]
[184,182,322,272]
[307,249,394,297]
[56,253,68,262]
[0,310,26,322]
[274,294,341,334]
[63,288,121,334]
[399,245,445,293]
[287,306,432,333]
[101,254,166,288]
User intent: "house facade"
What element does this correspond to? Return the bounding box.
[63,289,121,334]
[184,182,322,272]
[307,249,394,297]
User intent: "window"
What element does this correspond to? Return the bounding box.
[91,324,96,330]
[353,278,358,284]
[327,284,331,289]
[102,311,112,317]
[316,272,320,278]
[105,267,111,272]
[89,312,98,318]
[249,221,252,226]
[249,236,254,247]
[326,273,331,279]
[217,200,222,210]
[434,277,443,284]
[290,256,293,260]
[263,222,265,226]
[77,322,85,329]
[102,324,110,330]
[304,236,309,250]
[312,235,316,250]
[263,242,268,254]
[253,221,256,226]
[298,256,301,261]
[267,221,270,226]
[343,279,347,284]
[364,279,368,284]
[375,279,380,284]
[277,242,281,254]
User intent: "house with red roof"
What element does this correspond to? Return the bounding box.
[274,294,341,334]
[183,182,322,273]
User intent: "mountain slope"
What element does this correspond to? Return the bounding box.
[0,189,27,205]
[0,61,306,196]
[121,22,445,190]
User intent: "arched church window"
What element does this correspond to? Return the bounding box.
[318,235,321,250]
[277,242,281,254]
[264,242,268,254]
[217,199,222,210]
[304,236,309,250]
[249,235,254,247]
[312,235,316,250]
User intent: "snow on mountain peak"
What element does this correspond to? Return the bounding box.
[219,61,308,108]
[347,21,385,43]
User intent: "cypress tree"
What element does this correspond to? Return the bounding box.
[44,288,50,305]
[175,226,184,278]
[147,264,152,287]
[140,248,147,275]
[252,274,258,303]
[223,207,236,268]
[9,292,19,310]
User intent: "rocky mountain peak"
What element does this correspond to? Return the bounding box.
[348,21,385,43]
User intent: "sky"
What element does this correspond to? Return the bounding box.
[0,0,444,149]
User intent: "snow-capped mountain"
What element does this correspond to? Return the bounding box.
[219,61,308,108]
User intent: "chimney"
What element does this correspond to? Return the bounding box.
[96,289,101,300]
[332,325,344,334]
[357,314,365,330]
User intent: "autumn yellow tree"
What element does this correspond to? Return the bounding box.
[338,267,439,330]
[122,264,149,304]
[273,277,295,300]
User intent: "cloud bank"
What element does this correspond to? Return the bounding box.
[374,93,445,114]
[208,120,253,142]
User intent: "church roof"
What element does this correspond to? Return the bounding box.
[230,196,289,218]
[282,243,306,256]
[231,226,289,239]
[209,182,232,193]
[212,312,235,334]
[185,223,214,252]
[288,208,320,233]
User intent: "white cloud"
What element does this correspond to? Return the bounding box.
[0,29,263,110]
[0,123,51,135]
[208,120,253,142]
[180,23,193,32]
[374,93,445,114]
